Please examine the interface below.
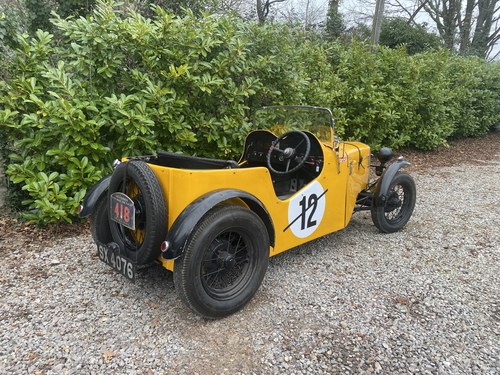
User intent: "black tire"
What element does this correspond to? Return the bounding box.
[371,172,416,233]
[90,197,113,245]
[174,205,269,319]
[108,161,167,265]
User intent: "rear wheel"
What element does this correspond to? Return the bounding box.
[174,205,269,319]
[108,161,167,265]
[371,172,416,233]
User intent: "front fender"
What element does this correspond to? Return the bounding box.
[162,190,274,260]
[78,174,111,218]
[374,158,410,206]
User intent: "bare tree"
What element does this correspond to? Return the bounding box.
[423,0,499,58]
[278,0,328,29]
[345,0,499,59]
[209,0,247,14]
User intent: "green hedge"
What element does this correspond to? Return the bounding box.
[1,1,499,224]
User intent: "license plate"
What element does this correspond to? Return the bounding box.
[97,243,136,281]
[110,192,135,230]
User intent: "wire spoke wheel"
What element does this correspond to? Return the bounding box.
[174,205,269,319]
[200,231,252,298]
[371,172,416,233]
[384,184,406,222]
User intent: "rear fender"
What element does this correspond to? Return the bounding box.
[162,190,274,260]
[374,158,410,206]
[78,175,111,218]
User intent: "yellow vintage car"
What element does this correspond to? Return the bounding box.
[79,106,416,318]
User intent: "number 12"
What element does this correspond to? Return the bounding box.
[299,194,318,230]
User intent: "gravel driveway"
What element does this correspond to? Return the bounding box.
[1,156,499,374]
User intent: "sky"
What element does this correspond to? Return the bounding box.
[248,0,499,60]
[252,0,428,27]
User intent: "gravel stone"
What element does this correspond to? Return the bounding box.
[1,156,499,374]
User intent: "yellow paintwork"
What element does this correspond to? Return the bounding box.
[341,142,372,225]
[147,137,370,272]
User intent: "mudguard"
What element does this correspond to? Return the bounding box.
[374,158,410,206]
[78,174,112,218]
[162,190,275,260]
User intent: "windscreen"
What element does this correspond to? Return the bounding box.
[253,106,334,144]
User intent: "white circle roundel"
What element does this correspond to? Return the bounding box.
[287,181,326,238]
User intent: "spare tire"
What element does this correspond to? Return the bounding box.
[108,160,167,265]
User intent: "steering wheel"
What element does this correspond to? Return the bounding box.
[266,131,311,175]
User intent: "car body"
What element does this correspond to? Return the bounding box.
[79,105,416,318]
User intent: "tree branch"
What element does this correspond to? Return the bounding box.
[488,48,500,60]
[486,23,500,41]
[267,0,287,5]
[391,0,414,19]
[264,0,287,18]
[408,0,430,24]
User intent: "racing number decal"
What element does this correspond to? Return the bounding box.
[109,192,136,230]
[285,181,327,238]
[114,202,131,223]
[299,194,318,229]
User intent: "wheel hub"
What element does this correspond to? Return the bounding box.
[132,198,146,228]
[210,241,238,271]
[385,191,402,212]
[222,253,236,269]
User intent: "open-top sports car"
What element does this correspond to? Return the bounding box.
[79,105,416,318]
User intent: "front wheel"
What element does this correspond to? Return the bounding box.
[174,205,269,319]
[371,172,416,233]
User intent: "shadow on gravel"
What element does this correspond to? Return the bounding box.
[267,213,377,268]
[136,262,173,283]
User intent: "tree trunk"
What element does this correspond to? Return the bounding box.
[442,0,460,49]
[256,0,265,24]
[371,0,386,49]
[459,0,475,53]
[470,0,498,58]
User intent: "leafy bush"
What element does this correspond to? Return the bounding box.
[446,56,500,137]
[330,44,413,150]
[327,45,498,150]
[325,45,452,150]
[1,1,499,224]
[55,0,96,18]
[25,0,54,34]
[380,18,442,55]
[0,2,306,223]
